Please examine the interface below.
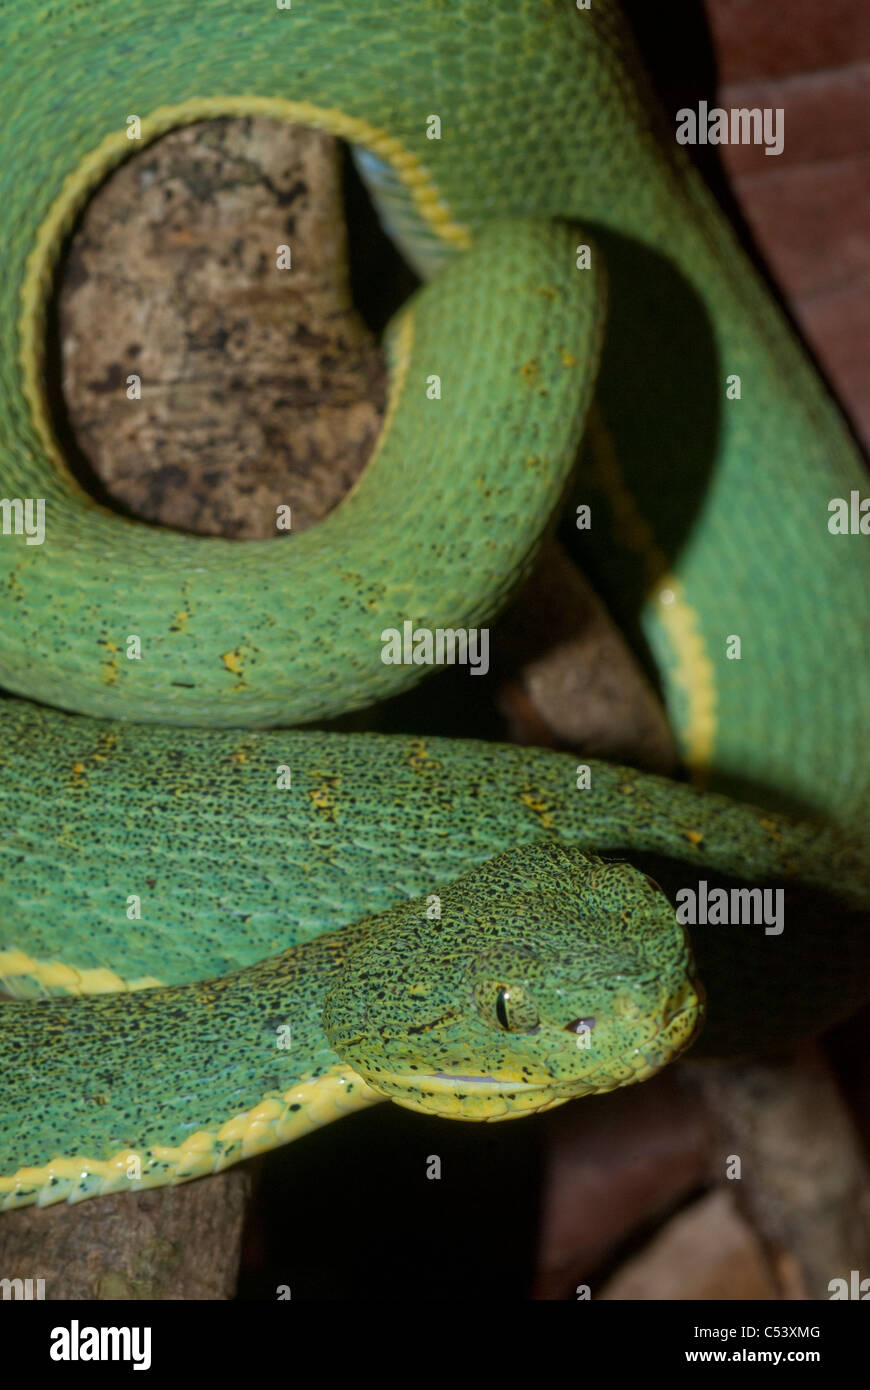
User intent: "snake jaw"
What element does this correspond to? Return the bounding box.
[358,1070,570,1121]
[349,963,706,1118]
[351,1009,707,1118]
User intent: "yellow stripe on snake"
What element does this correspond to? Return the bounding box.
[0,1,868,1209]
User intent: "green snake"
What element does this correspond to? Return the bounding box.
[1,0,868,1209]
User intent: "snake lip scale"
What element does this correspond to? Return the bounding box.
[0,0,868,1210]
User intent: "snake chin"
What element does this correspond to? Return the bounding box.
[359,1070,571,1121]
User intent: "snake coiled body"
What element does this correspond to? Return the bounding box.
[0,0,868,1208]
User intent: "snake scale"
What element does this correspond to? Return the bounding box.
[0,0,868,1210]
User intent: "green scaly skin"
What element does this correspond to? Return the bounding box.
[0,714,867,1001]
[1,1,867,819]
[0,1,868,1206]
[1,722,868,1207]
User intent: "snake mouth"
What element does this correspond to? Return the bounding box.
[367,1070,546,1098]
[364,1069,561,1121]
[420,1073,541,1092]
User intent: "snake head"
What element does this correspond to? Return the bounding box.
[322,843,704,1120]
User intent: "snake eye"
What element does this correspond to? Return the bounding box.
[476,981,540,1034]
[565,1017,596,1034]
[495,987,511,1030]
